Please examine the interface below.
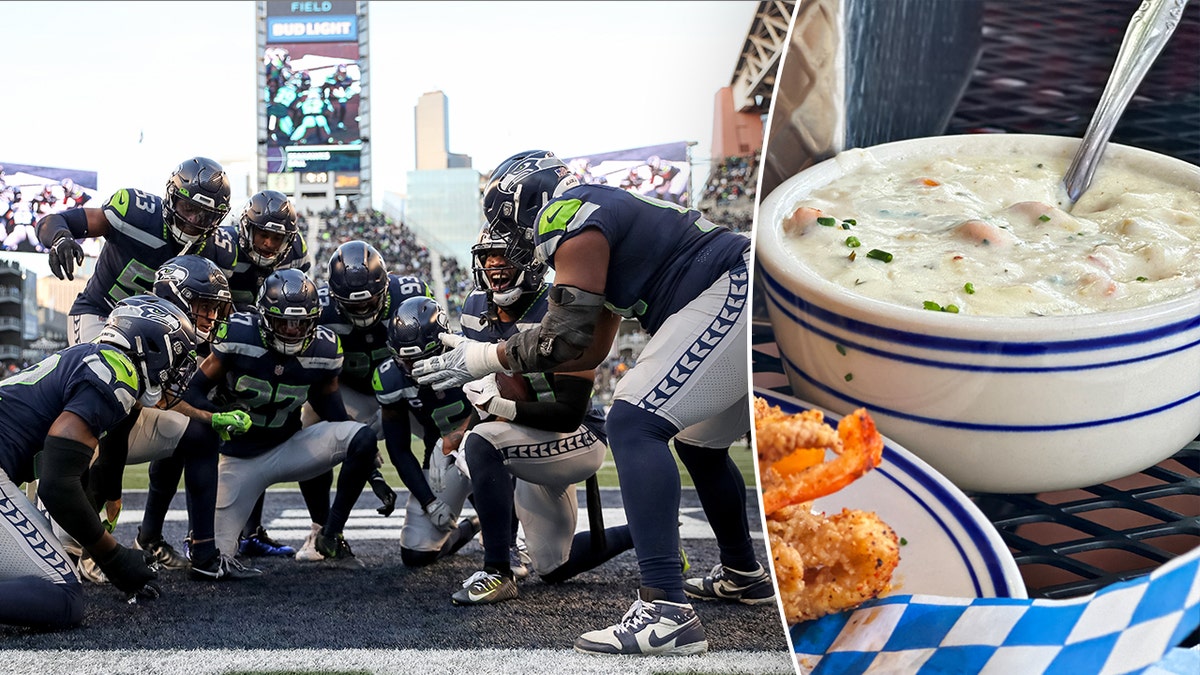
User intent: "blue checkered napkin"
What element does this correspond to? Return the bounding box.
[793,545,1200,675]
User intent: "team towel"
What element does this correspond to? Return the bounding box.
[792,545,1200,675]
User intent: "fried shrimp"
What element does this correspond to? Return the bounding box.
[755,396,898,623]
[768,504,900,624]
[756,400,884,516]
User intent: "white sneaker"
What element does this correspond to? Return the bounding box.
[77,554,109,585]
[574,587,708,656]
[294,522,326,562]
[510,542,531,581]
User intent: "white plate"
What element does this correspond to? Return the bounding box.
[754,389,1028,647]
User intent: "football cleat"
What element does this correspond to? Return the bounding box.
[295,522,325,562]
[369,469,397,517]
[238,526,296,557]
[189,552,263,581]
[574,587,709,656]
[510,542,530,581]
[315,528,363,568]
[134,528,190,570]
[683,562,775,605]
[451,569,519,606]
[76,553,109,585]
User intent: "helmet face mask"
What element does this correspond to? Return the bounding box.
[387,297,448,373]
[482,150,579,272]
[239,190,299,268]
[256,269,320,355]
[327,240,389,328]
[164,157,231,246]
[471,229,546,307]
[95,294,199,407]
[153,255,233,342]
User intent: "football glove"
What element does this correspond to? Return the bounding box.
[212,410,252,442]
[48,235,86,281]
[94,543,162,598]
[423,498,455,532]
[413,333,504,391]
[427,438,454,494]
[462,374,517,421]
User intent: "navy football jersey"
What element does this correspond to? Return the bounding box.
[71,189,182,316]
[209,224,311,312]
[459,285,606,441]
[532,184,749,334]
[318,273,433,395]
[0,344,140,483]
[207,311,341,458]
[372,358,472,451]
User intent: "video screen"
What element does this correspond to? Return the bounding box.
[564,141,692,206]
[0,162,101,256]
[264,43,363,148]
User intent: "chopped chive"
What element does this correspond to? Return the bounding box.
[841,222,851,230]
[923,300,943,311]
[1038,214,1051,222]
[900,537,908,546]
[845,236,861,248]
[866,249,893,262]
[964,282,976,294]
[844,218,857,226]
[836,344,847,356]
[844,373,853,382]
[1136,276,1148,282]
[817,216,836,227]
[944,304,960,313]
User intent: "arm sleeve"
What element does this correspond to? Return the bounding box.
[381,408,435,507]
[510,374,594,433]
[505,285,607,373]
[183,367,220,413]
[36,208,88,248]
[308,381,349,422]
[35,436,106,549]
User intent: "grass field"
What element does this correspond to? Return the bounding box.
[116,438,758,491]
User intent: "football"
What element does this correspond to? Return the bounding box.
[495,372,533,401]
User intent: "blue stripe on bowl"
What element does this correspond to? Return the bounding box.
[759,390,1012,598]
[782,354,1200,432]
[765,285,1200,374]
[760,268,1200,356]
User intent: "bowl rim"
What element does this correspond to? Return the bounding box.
[755,133,1200,336]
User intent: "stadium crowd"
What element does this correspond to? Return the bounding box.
[308,206,473,314]
[697,153,759,234]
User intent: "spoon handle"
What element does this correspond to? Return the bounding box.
[1062,0,1190,203]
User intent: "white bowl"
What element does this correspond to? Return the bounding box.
[756,133,1200,493]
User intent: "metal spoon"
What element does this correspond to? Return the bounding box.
[1061,0,1190,207]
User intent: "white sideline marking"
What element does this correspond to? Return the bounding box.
[4,648,797,674]
[115,507,763,541]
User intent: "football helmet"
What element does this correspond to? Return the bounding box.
[164,157,231,246]
[153,255,233,342]
[387,296,448,371]
[238,190,298,268]
[471,228,546,307]
[482,150,580,270]
[256,268,320,355]
[327,240,389,328]
[95,294,198,407]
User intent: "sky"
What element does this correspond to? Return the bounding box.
[0,1,758,209]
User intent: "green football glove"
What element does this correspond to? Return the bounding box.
[212,410,252,441]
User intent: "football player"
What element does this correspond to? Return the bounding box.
[414,150,769,656]
[206,190,312,558]
[182,269,378,567]
[32,158,232,578]
[35,157,231,339]
[292,240,432,560]
[0,295,195,627]
[375,297,480,568]
[448,230,634,606]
